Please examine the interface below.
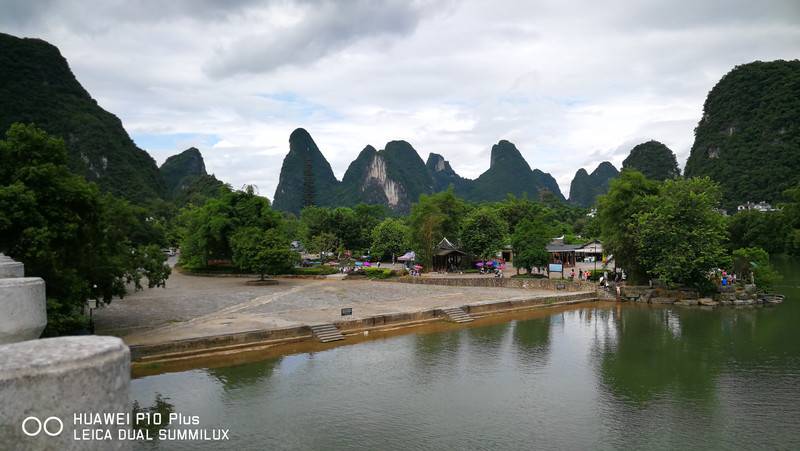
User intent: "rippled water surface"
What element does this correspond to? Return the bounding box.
[132,260,800,450]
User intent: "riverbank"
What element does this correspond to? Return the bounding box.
[92,267,597,372]
[131,298,604,377]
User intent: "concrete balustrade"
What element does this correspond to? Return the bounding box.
[0,254,25,278]
[0,277,47,344]
[0,336,131,450]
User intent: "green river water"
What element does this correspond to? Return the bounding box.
[131,260,800,450]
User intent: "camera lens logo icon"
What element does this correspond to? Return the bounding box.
[22,416,63,437]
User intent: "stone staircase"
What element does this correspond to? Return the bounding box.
[441,307,474,323]
[310,323,345,343]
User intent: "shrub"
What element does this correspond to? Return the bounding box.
[588,269,604,281]
[292,266,338,276]
[364,267,393,279]
[510,273,547,279]
[732,247,781,288]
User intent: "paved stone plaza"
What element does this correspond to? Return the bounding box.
[94,268,583,347]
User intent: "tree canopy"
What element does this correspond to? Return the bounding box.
[230,227,295,279]
[177,185,282,269]
[0,123,170,334]
[371,218,410,261]
[511,218,551,273]
[634,177,728,290]
[597,170,660,283]
[460,207,509,260]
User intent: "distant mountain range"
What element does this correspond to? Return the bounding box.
[272,130,566,214]
[3,32,797,212]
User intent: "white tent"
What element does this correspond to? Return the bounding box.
[397,251,416,261]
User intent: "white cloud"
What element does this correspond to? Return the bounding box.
[3,0,799,198]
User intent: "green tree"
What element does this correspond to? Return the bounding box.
[494,194,548,234]
[371,218,410,261]
[407,189,468,267]
[300,206,332,241]
[634,177,728,290]
[781,184,800,255]
[309,232,339,257]
[408,204,444,268]
[728,210,788,255]
[0,123,169,334]
[353,203,388,251]
[597,170,660,283]
[511,218,551,274]
[177,185,281,269]
[230,227,296,279]
[329,207,362,251]
[460,207,508,260]
[732,247,780,288]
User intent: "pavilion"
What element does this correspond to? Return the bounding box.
[432,237,467,272]
[546,238,603,267]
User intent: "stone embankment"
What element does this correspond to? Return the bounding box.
[394,275,596,292]
[616,283,783,307]
[129,290,597,363]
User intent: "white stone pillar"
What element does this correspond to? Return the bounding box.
[0,254,24,278]
[0,336,131,450]
[0,277,47,344]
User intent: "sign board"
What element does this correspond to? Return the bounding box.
[341,308,353,316]
[549,263,563,273]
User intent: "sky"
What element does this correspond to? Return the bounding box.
[3,0,799,198]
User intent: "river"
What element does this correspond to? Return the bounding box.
[131,259,800,450]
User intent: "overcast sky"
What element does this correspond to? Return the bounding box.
[4,0,799,198]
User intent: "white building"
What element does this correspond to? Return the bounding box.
[737,201,777,212]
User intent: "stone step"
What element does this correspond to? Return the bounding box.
[441,307,474,323]
[310,323,345,342]
[310,326,338,333]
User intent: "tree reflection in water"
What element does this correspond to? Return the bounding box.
[131,393,175,439]
[205,357,282,391]
[511,315,552,367]
[600,300,800,407]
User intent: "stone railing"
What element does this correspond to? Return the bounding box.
[0,254,132,450]
[394,275,596,292]
[0,254,46,344]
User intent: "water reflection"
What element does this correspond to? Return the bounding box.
[130,266,800,450]
[599,299,800,408]
[206,357,282,391]
[131,393,175,440]
[511,316,551,366]
[599,306,721,405]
